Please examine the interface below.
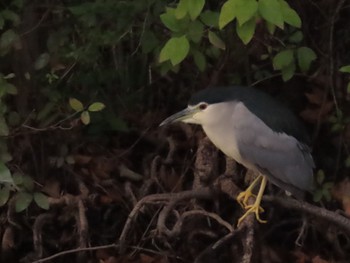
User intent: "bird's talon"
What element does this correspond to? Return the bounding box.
[237,203,267,225]
[237,190,256,209]
[244,204,264,213]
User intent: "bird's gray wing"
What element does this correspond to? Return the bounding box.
[233,103,314,193]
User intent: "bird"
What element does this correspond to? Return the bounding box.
[160,86,314,225]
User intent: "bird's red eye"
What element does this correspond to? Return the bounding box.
[199,103,207,110]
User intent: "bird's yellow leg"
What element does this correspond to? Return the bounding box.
[237,175,262,209]
[238,176,267,225]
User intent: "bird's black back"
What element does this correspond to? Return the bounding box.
[189,86,311,145]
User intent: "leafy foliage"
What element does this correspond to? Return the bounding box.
[0,0,348,261]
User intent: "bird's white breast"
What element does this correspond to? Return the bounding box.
[200,102,245,165]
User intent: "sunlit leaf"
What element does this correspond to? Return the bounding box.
[159,35,190,65]
[188,0,205,20]
[34,192,50,210]
[69,98,84,112]
[235,0,258,26]
[219,0,236,29]
[175,0,188,19]
[160,8,188,32]
[258,0,284,29]
[15,192,33,212]
[88,102,105,112]
[339,65,350,73]
[279,0,301,28]
[236,17,256,44]
[81,111,90,125]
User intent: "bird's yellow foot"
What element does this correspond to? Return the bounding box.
[236,175,262,209]
[237,175,268,226]
[237,202,267,225]
[237,189,256,209]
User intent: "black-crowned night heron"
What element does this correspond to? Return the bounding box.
[160,86,314,225]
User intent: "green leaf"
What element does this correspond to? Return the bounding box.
[236,18,256,44]
[159,35,190,65]
[281,61,295,81]
[258,0,284,29]
[1,10,21,26]
[34,53,50,70]
[0,29,19,54]
[65,155,75,165]
[141,31,159,54]
[208,31,226,50]
[88,102,105,112]
[160,8,188,32]
[345,156,350,167]
[3,73,15,79]
[279,0,301,28]
[2,82,17,95]
[34,192,50,210]
[22,175,34,191]
[15,192,33,212]
[323,189,331,202]
[266,21,276,35]
[273,49,294,70]
[175,0,189,19]
[219,0,236,29]
[0,117,9,137]
[0,187,10,206]
[200,10,219,28]
[81,111,90,125]
[340,65,350,73]
[289,30,303,43]
[323,182,334,190]
[12,172,23,185]
[297,47,317,72]
[192,50,206,71]
[316,170,325,184]
[235,0,258,26]
[187,20,204,43]
[0,162,12,184]
[312,189,323,202]
[188,0,205,20]
[69,98,84,112]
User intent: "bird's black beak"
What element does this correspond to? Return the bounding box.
[159,107,197,126]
